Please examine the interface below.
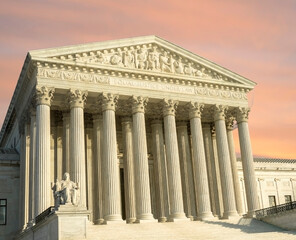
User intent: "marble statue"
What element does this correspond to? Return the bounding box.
[51,172,79,207]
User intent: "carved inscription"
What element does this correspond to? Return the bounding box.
[109,77,195,94]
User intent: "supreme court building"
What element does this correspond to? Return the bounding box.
[1,36,295,239]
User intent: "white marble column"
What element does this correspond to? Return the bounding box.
[101,93,122,221]
[226,117,244,215]
[62,112,70,173]
[237,107,259,217]
[28,109,36,225]
[162,99,186,221]
[189,102,213,220]
[202,124,218,217]
[214,105,238,218]
[176,121,197,220]
[211,128,224,217]
[151,119,170,222]
[132,96,154,221]
[85,119,94,221]
[93,114,104,224]
[121,117,137,223]
[19,120,30,230]
[34,86,54,217]
[68,89,88,208]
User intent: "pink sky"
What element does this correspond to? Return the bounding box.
[0,0,295,158]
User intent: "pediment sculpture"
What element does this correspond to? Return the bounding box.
[51,44,231,82]
[51,172,80,208]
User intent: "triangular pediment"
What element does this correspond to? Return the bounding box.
[29,36,256,88]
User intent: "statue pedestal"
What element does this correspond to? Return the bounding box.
[16,206,91,240]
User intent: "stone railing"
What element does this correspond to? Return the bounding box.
[255,201,296,220]
[35,206,55,224]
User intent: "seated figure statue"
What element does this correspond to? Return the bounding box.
[51,172,79,207]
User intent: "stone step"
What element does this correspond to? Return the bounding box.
[85,217,296,240]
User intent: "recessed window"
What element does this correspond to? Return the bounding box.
[285,195,292,203]
[0,199,7,225]
[268,195,276,207]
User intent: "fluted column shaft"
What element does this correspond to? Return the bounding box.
[202,125,220,217]
[237,107,259,217]
[69,89,88,208]
[151,120,170,222]
[211,129,224,217]
[176,122,197,220]
[34,86,54,217]
[189,103,213,220]
[122,117,137,223]
[28,110,36,224]
[93,115,104,224]
[163,99,186,220]
[62,112,70,174]
[226,118,244,215]
[132,96,154,221]
[214,105,238,218]
[101,93,122,221]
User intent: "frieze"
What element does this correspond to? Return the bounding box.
[36,67,247,101]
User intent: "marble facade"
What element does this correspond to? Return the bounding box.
[0,36,294,239]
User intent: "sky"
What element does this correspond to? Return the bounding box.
[0,0,295,159]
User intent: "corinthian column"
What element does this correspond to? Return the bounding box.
[237,107,259,217]
[214,105,238,218]
[162,99,186,221]
[189,102,213,220]
[68,89,88,208]
[122,117,137,223]
[132,96,154,221]
[28,109,36,225]
[34,86,54,217]
[100,93,122,221]
[226,117,243,215]
[93,114,104,224]
[176,121,197,220]
[151,119,169,222]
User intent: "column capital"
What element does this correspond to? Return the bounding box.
[213,105,228,121]
[188,102,204,119]
[162,99,178,117]
[99,93,119,112]
[226,116,235,131]
[36,86,55,106]
[131,96,148,114]
[236,107,250,123]
[68,89,88,109]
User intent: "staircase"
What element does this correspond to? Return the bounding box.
[86,217,296,240]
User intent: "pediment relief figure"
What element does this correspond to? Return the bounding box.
[48,43,236,83]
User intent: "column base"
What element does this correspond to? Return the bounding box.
[126,217,137,224]
[222,211,239,219]
[104,214,123,222]
[168,212,188,222]
[135,213,156,223]
[94,218,105,225]
[197,212,215,221]
[158,217,167,223]
[245,210,256,218]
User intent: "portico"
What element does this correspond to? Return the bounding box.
[0,36,259,232]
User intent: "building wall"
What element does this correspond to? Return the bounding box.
[0,155,20,240]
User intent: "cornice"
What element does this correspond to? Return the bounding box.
[29,35,256,88]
